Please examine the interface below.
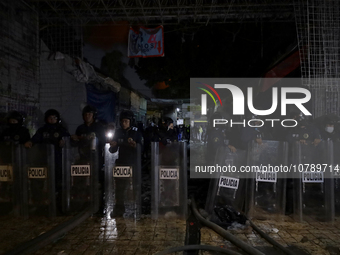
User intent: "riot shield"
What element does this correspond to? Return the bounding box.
[22,143,56,217]
[331,141,340,216]
[291,141,334,222]
[104,143,141,219]
[151,142,187,219]
[205,146,247,216]
[246,140,288,221]
[62,137,99,214]
[0,142,22,216]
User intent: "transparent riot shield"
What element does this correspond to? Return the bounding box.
[22,144,56,217]
[151,142,187,219]
[0,142,22,216]
[104,143,141,219]
[62,137,99,214]
[331,141,340,216]
[291,141,334,222]
[205,147,247,217]
[245,140,288,221]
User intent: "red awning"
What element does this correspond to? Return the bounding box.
[261,50,300,92]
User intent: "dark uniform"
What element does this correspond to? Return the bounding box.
[73,105,106,213]
[205,112,239,166]
[31,121,69,147]
[29,109,70,212]
[143,120,158,158]
[156,117,177,146]
[75,122,106,154]
[0,111,30,144]
[0,111,30,204]
[319,117,340,142]
[285,122,321,145]
[74,105,106,165]
[110,127,143,158]
[109,110,143,216]
[285,119,322,215]
[240,124,273,150]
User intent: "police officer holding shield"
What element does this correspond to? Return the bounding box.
[240,114,273,150]
[319,116,340,142]
[0,111,30,144]
[72,105,106,149]
[109,110,142,216]
[158,117,177,146]
[24,109,70,212]
[71,105,106,214]
[285,115,321,146]
[109,110,143,156]
[25,109,69,148]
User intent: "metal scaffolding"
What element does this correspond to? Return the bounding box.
[294,0,340,117]
[40,20,83,59]
[22,0,297,82]
[25,0,295,26]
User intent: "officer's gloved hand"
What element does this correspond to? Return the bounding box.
[71,134,79,141]
[109,141,118,153]
[24,141,33,148]
[128,138,136,148]
[255,138,263,145]
[312,138,321,146]
[59,139,65,147]
[299,139,308,145]
[228,145,237,153]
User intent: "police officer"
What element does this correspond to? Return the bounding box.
[72,105,106,148]
[319,116,340,142]
[71,105,106,214]
[0,111,30,144]
[24,109,70,213]
[240,115,273,150]
[206,112,238,165]
[109,110,143,159]
[25,109,69,148]
[156,117,177,146]
[285,114,322,215]
[286,116,321,146]
[109,110,142,216]
[144,118,158,159]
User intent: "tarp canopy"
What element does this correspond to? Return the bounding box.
[86,83,116,124]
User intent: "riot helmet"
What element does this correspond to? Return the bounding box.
[324,115,337,133]
[82,105,97,125]
[7,111,24,125]
[82,105,97,119]
[119,110,135,129]
[163,117,174,130]
[292,111,312,127]
[324,115,337,126]
[164,117,173,126]
[44,109,61,124]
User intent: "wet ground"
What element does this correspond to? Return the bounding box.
[0,214,73,254]
[2,142,340,254]
[2,213,339,255]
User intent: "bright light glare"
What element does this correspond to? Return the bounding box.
[106,132,113,138]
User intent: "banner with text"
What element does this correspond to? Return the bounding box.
[128,26,164,58]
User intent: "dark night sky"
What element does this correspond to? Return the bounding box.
[135,21,298,98]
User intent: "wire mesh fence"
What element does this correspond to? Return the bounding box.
[0,0,40,131]
[294,0,340,117]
